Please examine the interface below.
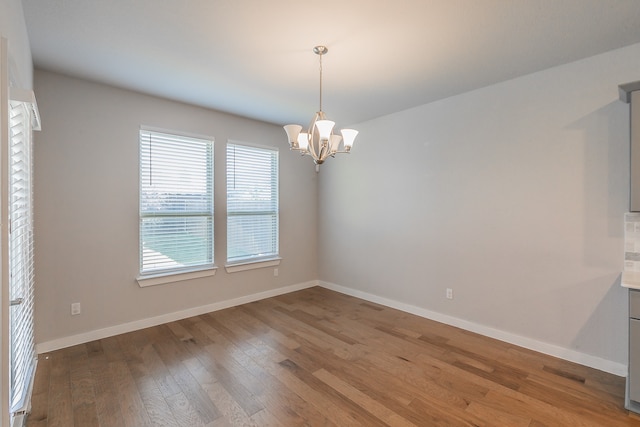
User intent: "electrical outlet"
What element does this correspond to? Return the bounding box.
[446,288,453,300]
[274,268,279,277]
[71,302,81,315]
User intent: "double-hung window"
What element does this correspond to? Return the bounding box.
[139,129,214,277]
[226,141,279,266]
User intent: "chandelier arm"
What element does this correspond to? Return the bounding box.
[307,114,319,160]
[315,137,328,162]
[318,141,328,163]
[309,137,319,160]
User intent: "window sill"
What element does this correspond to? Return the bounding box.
[225,257,281,273]
[137,266,217,288]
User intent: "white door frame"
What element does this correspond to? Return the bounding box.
[1,35,11,427]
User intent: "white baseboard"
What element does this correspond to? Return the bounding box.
[36,279,627,377]
[35,280,318,354]
[318,281,627,377]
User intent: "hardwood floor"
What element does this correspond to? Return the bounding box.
[25,286,640,426]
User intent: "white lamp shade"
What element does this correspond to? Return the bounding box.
[315,120,335,140]
[284,124,302,145]
[341,129,358,149]
[297,132,309,151]
[330,134,342,153]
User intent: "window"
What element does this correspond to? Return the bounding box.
[139,129,213,276]
[226,141,279,266]
[8,97,37,419]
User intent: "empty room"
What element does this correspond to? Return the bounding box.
[3,0,640,426]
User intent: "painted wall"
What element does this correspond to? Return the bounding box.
[33,70,318,347]
[318,43,640,371]
[0,0,33,89]
[26,19,640,373]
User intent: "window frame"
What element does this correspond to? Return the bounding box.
[137,127,216,286]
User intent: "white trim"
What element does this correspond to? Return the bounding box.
[9,88,40,131]
[140,124,214,144]
[137,267,217,288]
[318,281,627,377]
[35,279,626,377]
[227,138,279,152]
[35,280,318,354]
[1,36,10,427]
[225,257,281,273]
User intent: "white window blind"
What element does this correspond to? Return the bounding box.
[140,129,213,275]
[8,99,36,416]
[226,142,279,264]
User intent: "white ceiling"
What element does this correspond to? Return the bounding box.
[21,0,640,129]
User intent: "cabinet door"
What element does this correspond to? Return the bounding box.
[631,319,640,402]
[631,290,640,319]
[632,91,640,211]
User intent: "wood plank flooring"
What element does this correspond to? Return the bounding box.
[25,286,640,426]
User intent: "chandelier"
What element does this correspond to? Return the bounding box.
[284,46,358,166]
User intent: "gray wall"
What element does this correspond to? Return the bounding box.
[0,0,32,89]
[27,26,640,372]
[33,70,318,347]
[318,42,640,370]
